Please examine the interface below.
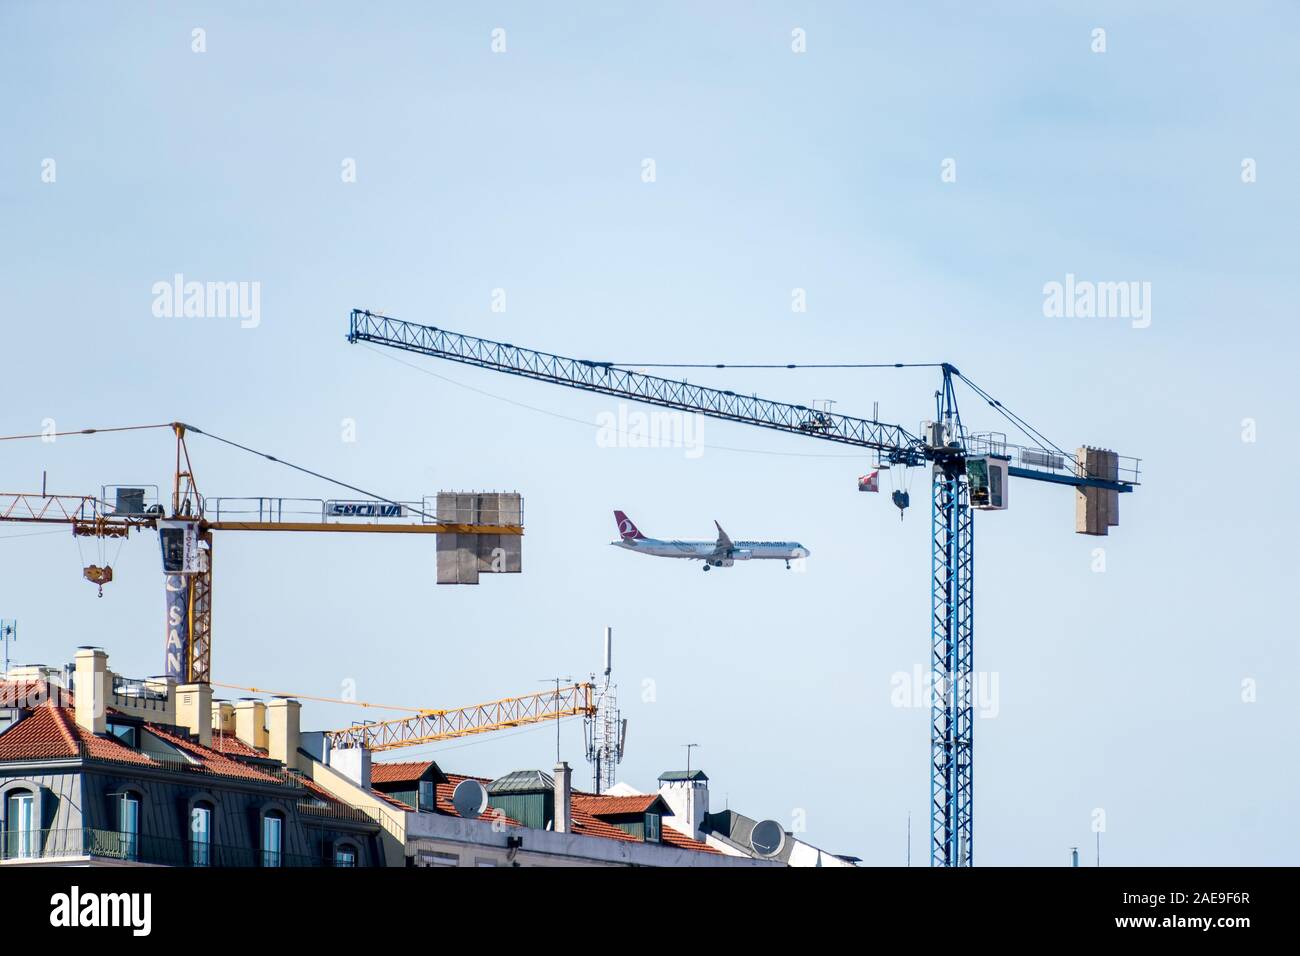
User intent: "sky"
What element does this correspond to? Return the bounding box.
[1,2,1297,865]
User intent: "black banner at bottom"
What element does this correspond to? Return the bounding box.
[0,865,1282,942]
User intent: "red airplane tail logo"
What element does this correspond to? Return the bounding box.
[614,510,645,540]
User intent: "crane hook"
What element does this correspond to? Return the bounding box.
[83,564,113,596]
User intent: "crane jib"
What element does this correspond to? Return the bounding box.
[347,309,925,461]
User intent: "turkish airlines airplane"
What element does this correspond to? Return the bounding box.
[611,511,810,571]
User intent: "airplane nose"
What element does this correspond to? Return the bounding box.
[796,546,810,558]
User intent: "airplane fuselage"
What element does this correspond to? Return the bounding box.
[610,511,809,570]
[612,537,807,563]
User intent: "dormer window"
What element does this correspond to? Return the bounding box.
[646,811,662,843]
[107,721,138,749]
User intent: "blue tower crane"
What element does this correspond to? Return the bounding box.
[345,309,1139,866]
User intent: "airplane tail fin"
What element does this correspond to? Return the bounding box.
[614,510,646,540]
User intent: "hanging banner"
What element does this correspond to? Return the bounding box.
[163,574,190,681]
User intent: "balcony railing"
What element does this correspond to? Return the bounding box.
[1,828,344,867]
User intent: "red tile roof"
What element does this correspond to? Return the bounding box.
[0,697,293,787]
[573,793,662,816]
[141,722,283,784]
[568,805,639,843]
[659,824,719,854]
[206,729,267,759]
[434,774,522,827]
[572,790,719,854]
[371,760,437,785]
[371,788,416,812]
[0,678,65,709]
[0,701,156,766]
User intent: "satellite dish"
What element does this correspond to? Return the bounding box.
[750,819,786,857]
[452,779,489,820]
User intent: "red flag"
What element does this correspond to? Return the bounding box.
[858,471,880,492]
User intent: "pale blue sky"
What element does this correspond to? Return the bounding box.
[2,2,1297,864]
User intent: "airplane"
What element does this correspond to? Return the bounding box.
[611,511,810,571]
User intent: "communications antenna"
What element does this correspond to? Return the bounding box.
[585,626,626,793]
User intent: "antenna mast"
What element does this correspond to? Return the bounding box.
[585,626,625,793]
[0,620,16,674]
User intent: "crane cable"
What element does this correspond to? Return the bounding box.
[607,361,947,370]
[210,680,591,755]
[953,373,1074,464]
[597,355,1078,465]
[0,423,174,442]
[359,342,866,460]
[210,681,438,714]
[0,419,441,525]
[178,425,441,524]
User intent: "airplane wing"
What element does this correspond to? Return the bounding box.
[712,520,734,557]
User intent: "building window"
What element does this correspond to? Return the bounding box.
[418,779,435,812]
[415,849,459,867]
[190,805,211,867]
[645,811,661,843]
[5,790,36,859]
[261,813,283,867]
[334,844,357,867]
[107,721,139,749]
[119,793,140,861]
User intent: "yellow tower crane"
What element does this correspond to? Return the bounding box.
[0,422,523,684]
[320,682,596,753]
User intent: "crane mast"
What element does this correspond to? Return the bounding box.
[346,309,1138,866]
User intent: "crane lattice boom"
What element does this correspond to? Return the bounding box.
[324,683,595,752]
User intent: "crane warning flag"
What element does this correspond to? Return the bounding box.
[858,471,880,493]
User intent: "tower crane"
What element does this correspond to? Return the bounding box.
[322,682,595,753]
[0,422,522,685]
[345,308,1140,866]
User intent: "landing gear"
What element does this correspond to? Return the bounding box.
[702,564,711,572]
[784,559,791,570]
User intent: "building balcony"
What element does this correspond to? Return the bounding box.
[1,828,348,868]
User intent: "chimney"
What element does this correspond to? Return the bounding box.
[331,746,371,789]
[211,700,236,736]
[73,647,109,734]
[175,682,212,746]
[266,698,301,770]
[658,770,709,840]
[233,698,268,751]
[554,761,572,834]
